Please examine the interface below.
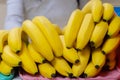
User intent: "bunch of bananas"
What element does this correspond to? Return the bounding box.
[0,0,120,79]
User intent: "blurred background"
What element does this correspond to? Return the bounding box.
[0,0,120,30]
[0,0,6,29]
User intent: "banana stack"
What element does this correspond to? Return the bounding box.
[0,0,120,79]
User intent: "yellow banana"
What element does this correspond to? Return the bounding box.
[107,16,120,37]
[90,21,108,48]
[72,46,90,77]
[22,20,54,61]
[63,48,80,64]
[8,27,22,53]
[38,62,56,78]
[64,9,84,48]
[28,43,46,63]
[83,61,102,78]
[0,30,8,54]
[92,48,106,69]
[60,35,79,64]
[0,61,13,76]
[91,0,103,22]
[19,42,38,75]
[76,13,94,50]
[1,45,21,67]
[106,51,116,62]
[53,24,62,35]
[32,16,63,57]
[81,0,93,14]
[103,3,114,21]
[102,34,120,54]
[51,57,73,77]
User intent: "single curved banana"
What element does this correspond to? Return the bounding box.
[0,30,8,54]
[32,16,63,57]
[0,61,13,76]
[106,51,116,61]
[53,24,62,35]
[90,21,108,48]
[103,3,114,21]
[60,35,79,64]
[28,43,45,63]
[19,42,38,75]
[63,48,80,64]
[8,27,22,53]
[1,45,21,67]
[107,16,120,37]
[102,34,120,54]
[64,9,84,48]
[83,61,102,78]
[51,57,73,77]
[22,20,54,61]
[72,46,90,77]
[38,62,56,78]
[82,0,93,14]
[92,48,106,69]
[76,13,94,50]
[91,0,103,22]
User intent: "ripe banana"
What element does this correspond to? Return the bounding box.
[64,9,84,48]
[63,48,80,64]
[83,61,102,78]
[51,57,73,77]
[76,13,94,50]
[60,35,79,64]
[103,3,114,21]
[92,48,106,69]
[22,20,54,61]
[90,21,108,48]
[0,30,8,54]
[0,61,13,76]
[28,43,45,63]
[8,27,22,53]
[102,34,120,54]
[72,46,90,77]
[1,45,21,67]
[107,16,120,37]
[91,0,103,22]
[32,16,63,57]
[81,0,93,14]
[19,42,38,75]
[53,24,62,35]
[38,62,56,78]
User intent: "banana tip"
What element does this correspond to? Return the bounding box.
[51,73,56,78]
[82,73,87,78]
[75,59,80,64]
[75,48,81,51]
[68,73,73,78]
[95,65,100,69]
